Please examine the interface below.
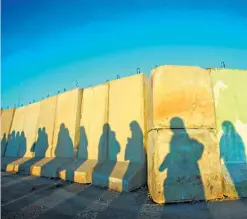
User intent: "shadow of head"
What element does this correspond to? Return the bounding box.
[170,117,186,132]
[129,121,143,137]
[222,120,236,134]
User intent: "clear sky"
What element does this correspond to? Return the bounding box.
[1,0,247,108]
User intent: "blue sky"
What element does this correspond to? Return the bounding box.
[1,0,247,108]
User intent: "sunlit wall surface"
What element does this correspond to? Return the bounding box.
[2,0,247,107]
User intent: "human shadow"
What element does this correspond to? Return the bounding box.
[63,126,88,181]
[18,127,49,174]
[159,117,209,206]
[40,123,74,177]
[1,130,27,171]
[61,123,110,183]
[38,124,119,218]
[94,121,147,219]
[1,133,8,156]
[17,131,27,157]
[4,131,19,157]
[92,123,120,188]
[220,120,246,197]
[123,121,146,190]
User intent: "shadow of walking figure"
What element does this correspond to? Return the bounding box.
[159,117,205,202]
[18,127,49,174]
[220,120,246,197]
[1,133,7,156]
[32,128,49,157]
[55,124,74,158]
[92,124,121,188]
[123,121,146,190]
[18,131,27,157]
[40,123,74,177]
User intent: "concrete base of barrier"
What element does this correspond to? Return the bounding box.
[14,157,45,175]
[148,128,223,204]
[1,157,20,171]
[221,164,247,198]
[30,158,73,178]
[92,161,147,192]
[5,157,33,173]
[58,159,101,183]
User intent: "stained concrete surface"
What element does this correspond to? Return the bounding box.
[1,172,247,219]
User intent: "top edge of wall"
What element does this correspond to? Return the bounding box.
[205,68,247,72]
[109,72,146,83]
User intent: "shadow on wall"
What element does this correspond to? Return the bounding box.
[94,123,120,188]
[1,133,7,156]
[40,123,74,177]
[63,126,89,181]
[123,121,145,189]
[3,130,27,158]
[93,121,145,218]
[220,120,246,196]
[159,117,205,202]
[17,131,27,157]
[18,127,49,173]
[158,117,212,218]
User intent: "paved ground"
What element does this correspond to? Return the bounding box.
[1,172,247,219]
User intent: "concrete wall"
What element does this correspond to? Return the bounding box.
[1,108,15,156]
[148,66,223,204]
[21,102,41,157]
[34,96,58,158]
[51,88,83,158]
[1,65,246,200]
[151,65,216,129]
[78,83,109,161]
[4,106,26,157]
[108,74,147,164]
[209,68,247,198]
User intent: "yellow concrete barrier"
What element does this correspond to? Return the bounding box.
[12,96,57,175]
[150,65,216,129]
[1,108,15,156]
[2,107,26,170]
[148,66,223,204]
[59,83,109,183]
[5,102,41,172]
[92,73,147,192]
[209,68,247,198]
[31,88,83,178]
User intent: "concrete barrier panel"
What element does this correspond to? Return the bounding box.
[59,84,109,183]
[1,108,15,156]
[92,74,147,192]
[12,96,57,175]
[2,107,26,170]
[209,68,247,198]
[4,107,26,157]
[5,102,41,172]
[148,120,223,204]
[31,89,83,178]
[150,66,216,129]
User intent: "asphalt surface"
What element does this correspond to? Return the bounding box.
[1,172,247,219]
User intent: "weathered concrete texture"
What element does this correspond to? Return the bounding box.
[30,89,83,178]
[51,88,82,158]
[209,68,247,198]
[2,107,26,171]
[93,74,147,192]
[5,102,41,173]
[59,83,109,183]
[1,108,15,156]
[14,96,58,175]
[150,66,216,129]
[148,127,223,204]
